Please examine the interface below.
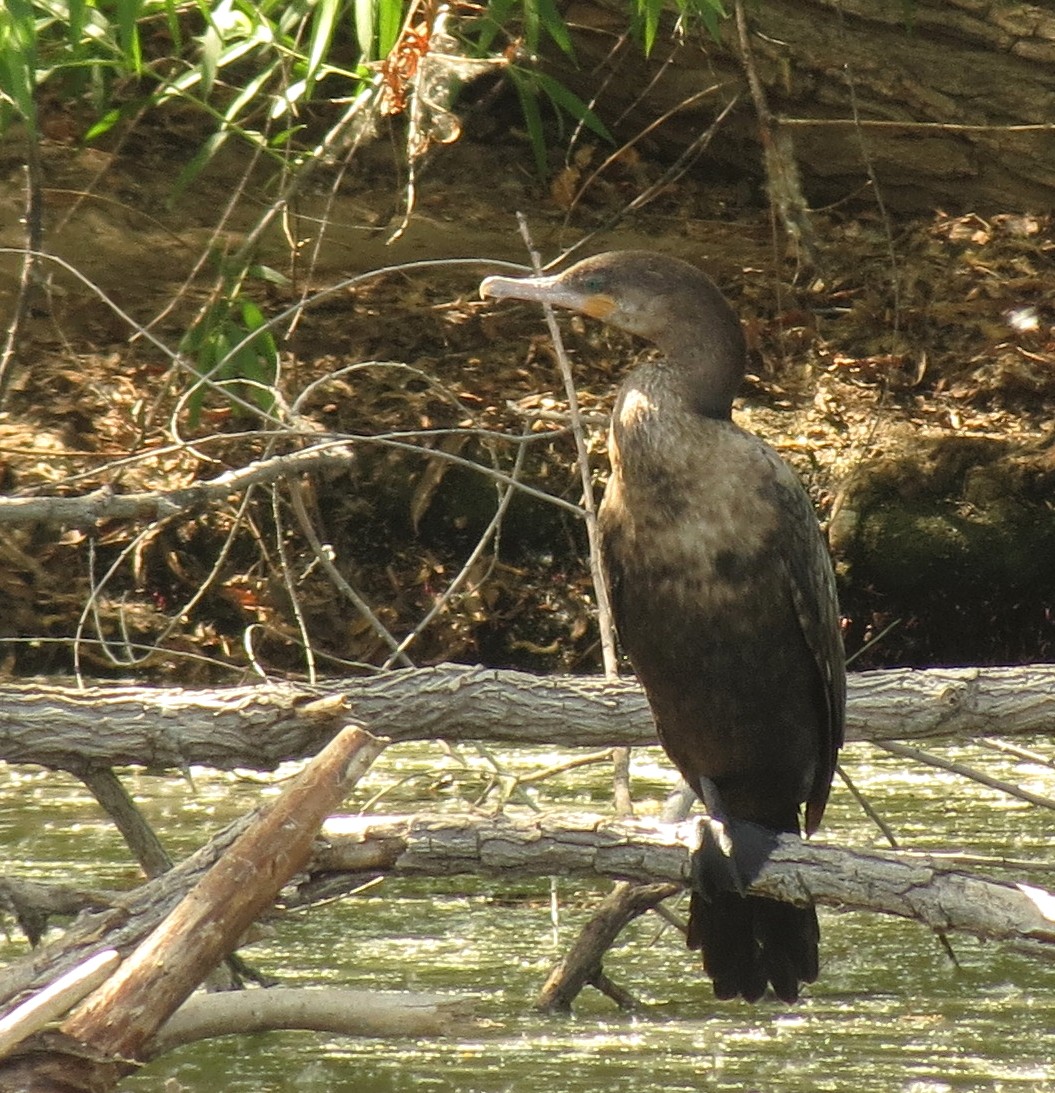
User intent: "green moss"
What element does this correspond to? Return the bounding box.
[831,437,1055,665]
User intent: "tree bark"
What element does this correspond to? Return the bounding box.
[0,663,1053,773]
[558,0,1055,211]
[0,727,385,1090]
[1,810,1051,1032]
[312,813,1055,952]
[145,988,477,1057]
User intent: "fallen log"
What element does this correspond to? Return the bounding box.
[146,988,478,1057]
[1,807,1050,1065]
[0,726,386,1090]
[313,812,1055,952]
[1,663,1053,773]
[556,0,1055,212]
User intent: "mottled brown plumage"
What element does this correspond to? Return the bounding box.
[481,251,845,1003]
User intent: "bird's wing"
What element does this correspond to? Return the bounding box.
[767,451,846,832]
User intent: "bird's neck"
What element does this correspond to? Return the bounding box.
[609,364,734,489]
[649,306,745,420]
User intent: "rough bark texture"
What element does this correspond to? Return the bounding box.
[315,813,1055,950]
[0,727,385,1090]
[0,664,1053,773]
[558,0,1055,210]
[2,810,1051,1030]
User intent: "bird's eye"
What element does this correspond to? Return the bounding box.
[581,275,606,293]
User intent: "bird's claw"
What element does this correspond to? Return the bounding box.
[690,815,780,902]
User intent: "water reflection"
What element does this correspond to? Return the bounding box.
[0,740,1052,1092]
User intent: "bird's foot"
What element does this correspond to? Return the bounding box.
[690,816,779,901]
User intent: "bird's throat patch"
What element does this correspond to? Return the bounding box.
[581,294,618,320]
[618,386,655,428]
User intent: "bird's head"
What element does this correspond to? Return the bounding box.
[481,250,686,340]
[481,250,746,418]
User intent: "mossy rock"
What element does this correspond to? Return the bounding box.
[830,436,1055,665]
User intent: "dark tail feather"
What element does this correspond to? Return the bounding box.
[687,890,819,1004]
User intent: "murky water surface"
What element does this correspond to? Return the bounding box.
[2,737,1053,1092]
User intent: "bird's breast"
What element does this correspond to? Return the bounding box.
[600,408,786,611]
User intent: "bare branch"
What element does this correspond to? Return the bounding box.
[2,809,1050,1035]
[24,727,387,1085]
[313,812,1055,951]
[875,739,1055,812]
[77,768,173,879]
[0,664,1052,774]
[0,445,345,527]
[0,951,120,1061]
[146,988,478,1058]
[0,433,582,528]
[511,215,629,815]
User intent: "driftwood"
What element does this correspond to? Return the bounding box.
[1,809,1051,1033]
[0,445,357,529]
[1,663,1054,774]
[314,813,1055,952]
[0,727,385,1090]
[146,988,478,1057]
[0,950,120,1060]
[0,818,253,1019]
[0,879,115,948]
[533,880,680,1012]
[558,0,1055,212]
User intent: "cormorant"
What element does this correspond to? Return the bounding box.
[481,251,845,1003]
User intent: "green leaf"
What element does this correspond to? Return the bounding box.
[0,0,39,131]
[641,0,660,55]
[475,0,517,54]
[695,0,727,41]
[198,22,222,99]
[240,298,266,330]
[354,0,376,59]
[305,0,339,92]
[533,71,613,144]
[116,0,145,75]
[247,263,292,288]
[536,0,574,58]
[83,106,123,142]
[171,129,230,200]
[509,70,547,178]
[522,0,540,54]
[377,0,404,59]
[163,0,185,53]
[67,0,88,57]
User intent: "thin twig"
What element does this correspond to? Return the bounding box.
[77,768,173,879]
[874,740,1055,811]
[734,0,817,264]
[779,118,1055,132]
[272,486,318,684]
[513,217,618,677]
[978,738,1055,771]
[563,95,740,266]
[0,435,585,526]
[562,83,722,221]
[0,151,45,403]
[381,429,530,669]
[514,215,631,817]
[286,479,413,668]
[0,250,532,433]
[837,763,899,847]
[72,492,256,684]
